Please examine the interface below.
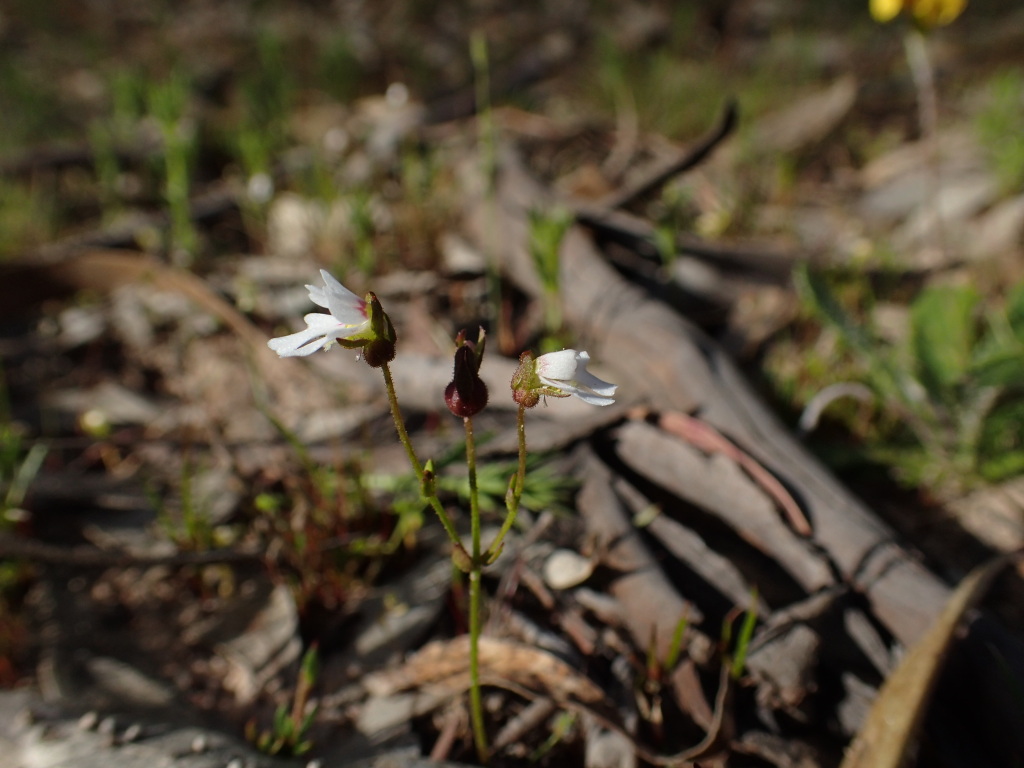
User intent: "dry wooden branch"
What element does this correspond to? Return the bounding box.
[463,141,1024,760]
[0,532,262,568]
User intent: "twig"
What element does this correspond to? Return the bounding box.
[659,410,813,537]
[594,99,738,211]
[0,532,262,568]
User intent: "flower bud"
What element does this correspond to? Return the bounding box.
[511,351,543,408]
[362,338,396,368]
[353,292,397,368]
[445,329,488,417]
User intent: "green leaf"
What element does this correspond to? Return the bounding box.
[1005,282,1024,341]
[300,644,320,686]
[795,266,921,412]
[971,350,1024,388]
[271,703,289,734]
[795,266,876,357]
[730,589,759,680]
[910,284,979,397]
[978,451,1024,483]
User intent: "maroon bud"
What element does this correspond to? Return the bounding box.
[362,338,396,368]
[445,344,488,417]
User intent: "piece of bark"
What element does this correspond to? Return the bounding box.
[613,418,831,593]
[464,141,1024,759]
[474,145,951,647]
[842,554,1022,768]
[0,689,287,768]
[611,475,766,615]
[577,449,711,665]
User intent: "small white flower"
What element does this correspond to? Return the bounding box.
[535,349,617,406]
[268,270,370,357]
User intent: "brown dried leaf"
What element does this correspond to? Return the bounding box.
[364,636,608,708]
[841,552,1022,768]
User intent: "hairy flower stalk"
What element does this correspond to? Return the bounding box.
[444,327,490,761]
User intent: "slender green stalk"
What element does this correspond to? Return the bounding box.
[380,363,461,548]
[470,31,504,348]
[515,404,527,507]
[465,417,482,576]
[904,27,947,260]
[464,416,488,762]
[486,404,526,560]
[381,362,422,474]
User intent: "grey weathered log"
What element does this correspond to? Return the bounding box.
[0,689,285,768]
[481,146,950,646]
[467,145,1024,759]
[0,687,479,768]
[577,449,712,666]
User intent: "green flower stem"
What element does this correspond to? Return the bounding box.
[904,27,947,260]
[464,415,488,762]
[486,404,527,561]
[380,363,462,548]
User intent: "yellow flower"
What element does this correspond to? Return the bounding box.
[870,0,904,22]
[870,0,966,26]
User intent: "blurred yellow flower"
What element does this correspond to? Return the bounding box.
[870,0,967,26]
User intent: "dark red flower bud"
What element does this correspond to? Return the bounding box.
[362,338,396,368]
[445,340,488,417]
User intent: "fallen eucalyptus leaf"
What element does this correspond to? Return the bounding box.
[841,552,1021,768]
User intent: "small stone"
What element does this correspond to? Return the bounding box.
[543,549,596,590]
[121,723,143,743]
[191,733,208,753]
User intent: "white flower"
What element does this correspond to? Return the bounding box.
[267,270,370,357]
[535,349,617,406]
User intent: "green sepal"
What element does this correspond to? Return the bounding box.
[334,292,397,349]
[452,543,474,572]
[422,459,436,497]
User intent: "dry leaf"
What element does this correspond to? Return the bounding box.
[841,552,1022,768]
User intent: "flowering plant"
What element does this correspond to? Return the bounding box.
[268,269,616,762]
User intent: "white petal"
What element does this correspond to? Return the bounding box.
[319,270,366,322]
[571,389,616,406]
[319,269,354,297]
[288,336,331,356]
[303,312,343,330]
[536,349,580,380]
[574,368,617,397]
[308,312,370,334]
[307,284,330,309]
[535,349,617,405]
[307,270,364,317]
[268,326,329,357]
